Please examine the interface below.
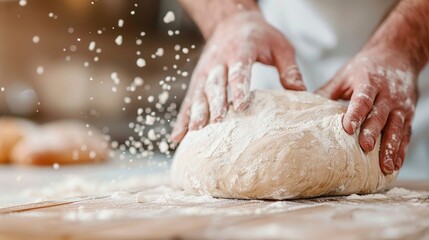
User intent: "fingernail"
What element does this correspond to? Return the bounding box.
[233,97,249,112]
[350,120,358,133]
[294,81,307,91]
[285,72,306,91]
[367,137,375,150]
[383,158,394,174]
[343,116,357,135]
[170,130,183,143]
[394,157,402,170]
[212,107,227,123]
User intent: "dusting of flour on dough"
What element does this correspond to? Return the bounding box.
[172,90,397,200]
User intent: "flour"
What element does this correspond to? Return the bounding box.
[14,171,429,239]
[64,209,125,222]
[345,187,426,201]
[385,187,423,198]
[346,193,388,200]
[110,190,133,200]
[18,0,27,6]
[136,186,218,204]
[117,19,124,28]
[190,101,207,128]
[163,11,175,24]
[136,58,146,68]
[228,61,251,110]
[21,174,170,200]
[114,35,123,46]
[205,65,227,121]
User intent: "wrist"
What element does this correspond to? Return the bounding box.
[179,0,260,39]
[364,0,429,73]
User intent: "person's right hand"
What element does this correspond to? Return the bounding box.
[171,11,305,143]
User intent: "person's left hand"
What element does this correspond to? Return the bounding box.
[317,47,418,175]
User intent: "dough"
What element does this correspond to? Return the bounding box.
[0,117,36,163]
[171,90,397,200]
[11,121,109,165]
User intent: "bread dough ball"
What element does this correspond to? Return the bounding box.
[171,90,397,200]
[11,121,109,165]
[0,117,36,163]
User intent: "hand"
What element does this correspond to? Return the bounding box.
[318,48,418,175]
[172,11,305,143]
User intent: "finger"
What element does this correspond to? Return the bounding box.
[395,119,412,170]
[343,83,379,135]
[205,65,228,123]
[341,87,353,100]
[358,99,390,152]
[379,110,405,175]
[271,46,306,91]
[171,96,191,143]
[279,64,306,91]
[228,58,253,112]
[188,86,209,131]
[171,57,208,143]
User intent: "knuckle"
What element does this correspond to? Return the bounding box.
[387,132,402,147]
[389,124,403,138]
[354,95,373,111]
[361,83,377,93]
[347,103,367,122]
[192,88,206,101]
[371,113,387,129]
[382,139,395,155]
[229,60,252,77]
[362,127,377,139]
[368,73,382,86]
[347,110,362,124]
[392,110,405,122]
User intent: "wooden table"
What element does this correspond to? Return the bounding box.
[0,180,428,240]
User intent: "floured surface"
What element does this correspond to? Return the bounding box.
[172,90,396,200]
[0,178,429,240]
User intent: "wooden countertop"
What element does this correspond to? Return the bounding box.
[0,180,428,240]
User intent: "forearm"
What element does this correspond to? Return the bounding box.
[365,0,429,72]
[178,0,259,39]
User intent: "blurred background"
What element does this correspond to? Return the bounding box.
[0,0,202,143]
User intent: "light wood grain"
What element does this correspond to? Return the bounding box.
[0,180,428,240]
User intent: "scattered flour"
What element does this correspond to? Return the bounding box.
[110,190,133,200]
[114,35,123,46]
[163,11,175,24]
[136,58,146,68]
[118,19,124,28]
[19,0,27,6]
[346,187,426,200]
[385,187,423,198]
[346,193,388,200]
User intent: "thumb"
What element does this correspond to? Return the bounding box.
[316,75,345,100]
